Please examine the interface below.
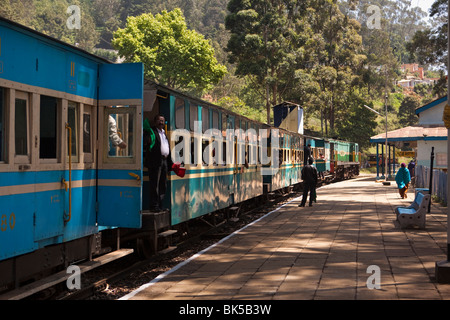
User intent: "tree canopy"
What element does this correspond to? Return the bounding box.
[112,9,227,93]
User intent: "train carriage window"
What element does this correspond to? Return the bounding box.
[189,104,198,131]
[40,95,58,159]
[201,107,210,166]
[212,111,219,129]
[15,92,29,158]
[67,102,78,161]
[221,113,226,134]
[83,109,92,155]
[0,88,5,162]
[175,98,185,129]
[202,107,209,133]
[105,106,135,161]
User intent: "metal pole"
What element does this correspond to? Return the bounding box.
[428,147,434,213]
[393,145,396,175]
[388,146,392,176]
[376,143,379,178]
[385,107,388,179]
[384,66,389,181]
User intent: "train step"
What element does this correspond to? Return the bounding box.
[158,229,177,253]
[158,229,177,238]
[0,248,134,300]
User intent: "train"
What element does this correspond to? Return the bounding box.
[0,16,359,297]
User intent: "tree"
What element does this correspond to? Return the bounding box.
[217,96,266,123]
[112,8,227,93]
[0,0,99,52]
[225,0,312,124]
[0,0,35,26]
[407,0,447,68]
[335,91,377,150]
[398,95,420,127]
[305,0,366,136]
[31,0,99,52]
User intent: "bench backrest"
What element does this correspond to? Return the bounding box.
[414,192,428,208]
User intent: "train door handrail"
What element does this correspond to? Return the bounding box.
[64,123,72,224]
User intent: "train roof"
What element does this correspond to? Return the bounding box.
[0,15,111,65]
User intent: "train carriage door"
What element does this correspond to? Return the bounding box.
[96,63,144,228]
[226,115,235,204]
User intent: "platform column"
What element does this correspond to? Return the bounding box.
[376,143,379,178]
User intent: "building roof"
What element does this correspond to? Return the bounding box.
[370,126,447,143]
[415,95,447,115]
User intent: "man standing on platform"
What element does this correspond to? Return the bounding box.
[299,158,318,207]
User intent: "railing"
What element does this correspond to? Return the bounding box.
[415,165,447,204]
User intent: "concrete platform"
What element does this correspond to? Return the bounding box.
[120,174,450,300]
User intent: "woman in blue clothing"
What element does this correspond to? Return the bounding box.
[395,163,411,199]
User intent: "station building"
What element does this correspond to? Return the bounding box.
[370,95,448,176]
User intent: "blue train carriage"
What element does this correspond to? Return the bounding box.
[263,128,303,193]
[329,139,360,179]
[141,82,264,228]
[0,16,144,293]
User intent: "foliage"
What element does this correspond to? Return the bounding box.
[1,0,99,51]
[407,0,447,69]
[225,0,313,123]
[398,95,421,127]
[335,91,377,150]
[217,96,266,123]
[112,9,227,93]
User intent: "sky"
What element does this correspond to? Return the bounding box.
[412,0,435,15]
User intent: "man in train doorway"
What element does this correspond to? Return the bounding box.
[299,157,318,207]
[144,114,173,211]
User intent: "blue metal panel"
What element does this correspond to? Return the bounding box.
[97,169,142,228]
[0,192,36,261]
[0,22,100,99]
[0,169,99,261]
[98,63,144,101]
[34,171,65,242]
